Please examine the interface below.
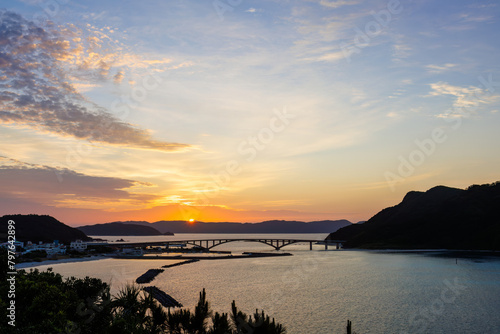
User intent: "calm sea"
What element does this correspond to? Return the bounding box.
[21,234,500,334]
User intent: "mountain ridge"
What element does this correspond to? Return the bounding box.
[1,214,90,243]
[80,219,352,234]
[77,222,164,236]
[327,182,500,250]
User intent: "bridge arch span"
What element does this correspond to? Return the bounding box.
[181,239,308,251]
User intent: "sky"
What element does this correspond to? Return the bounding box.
[1,0,499,226]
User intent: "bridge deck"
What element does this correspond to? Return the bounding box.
[108,238,345,250]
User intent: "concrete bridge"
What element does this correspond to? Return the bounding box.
[111,238,345,251]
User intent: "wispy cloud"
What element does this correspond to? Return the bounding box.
[428,81,500,117]
[392,35,412,61]
[0,10,191,152]
[290,12,357,63]
[318,0,361,9]
[292,1,403,64]
[245,8,261,13]
[425,63,458,74]
[442,12,494,32]
[303,50,345,62]
[458,13,494,23]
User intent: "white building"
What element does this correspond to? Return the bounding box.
[0,241,24,249]
[43,243,66,255]
[23,241,66,255]
[70,240,88,251]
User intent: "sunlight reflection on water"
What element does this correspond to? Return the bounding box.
[23,234,500,334]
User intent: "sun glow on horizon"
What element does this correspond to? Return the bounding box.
[1,1,499,226]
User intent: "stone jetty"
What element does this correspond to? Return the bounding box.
[135,269,164,284]
[161,259,199,268]
[143,286,183,308]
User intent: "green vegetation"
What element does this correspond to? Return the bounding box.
[0,249,286,333]
[19,250,47,260]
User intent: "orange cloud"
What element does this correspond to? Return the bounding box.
[0,10,191,152]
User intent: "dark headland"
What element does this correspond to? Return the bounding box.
[326,181,500,250]
[0,214,90,243]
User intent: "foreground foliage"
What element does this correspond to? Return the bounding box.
[0,261,286,334]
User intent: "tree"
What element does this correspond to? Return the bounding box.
[165,288,286,334]
[109,285,167,333]
[0,266,287,334]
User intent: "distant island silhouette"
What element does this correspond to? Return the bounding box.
[78,219,352,235]
[77,222,166,236]
[3,181,499,250]
[1,216,351,242]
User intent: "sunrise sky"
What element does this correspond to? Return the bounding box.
[1,0,499,226]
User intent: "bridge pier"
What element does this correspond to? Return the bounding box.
[114,238,345,253]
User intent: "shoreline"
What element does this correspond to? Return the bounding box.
[17,248,498,269]
[112,252,293,260]
[16,251,293,269]
[16,255,110,269]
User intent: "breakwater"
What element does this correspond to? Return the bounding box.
[113,252,292,260]
[135,259,200,284]
[143,286,182,308]
[136,268,164,284]
[162,259,199,268]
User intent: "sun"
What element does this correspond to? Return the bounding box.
[188,219,195,224]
